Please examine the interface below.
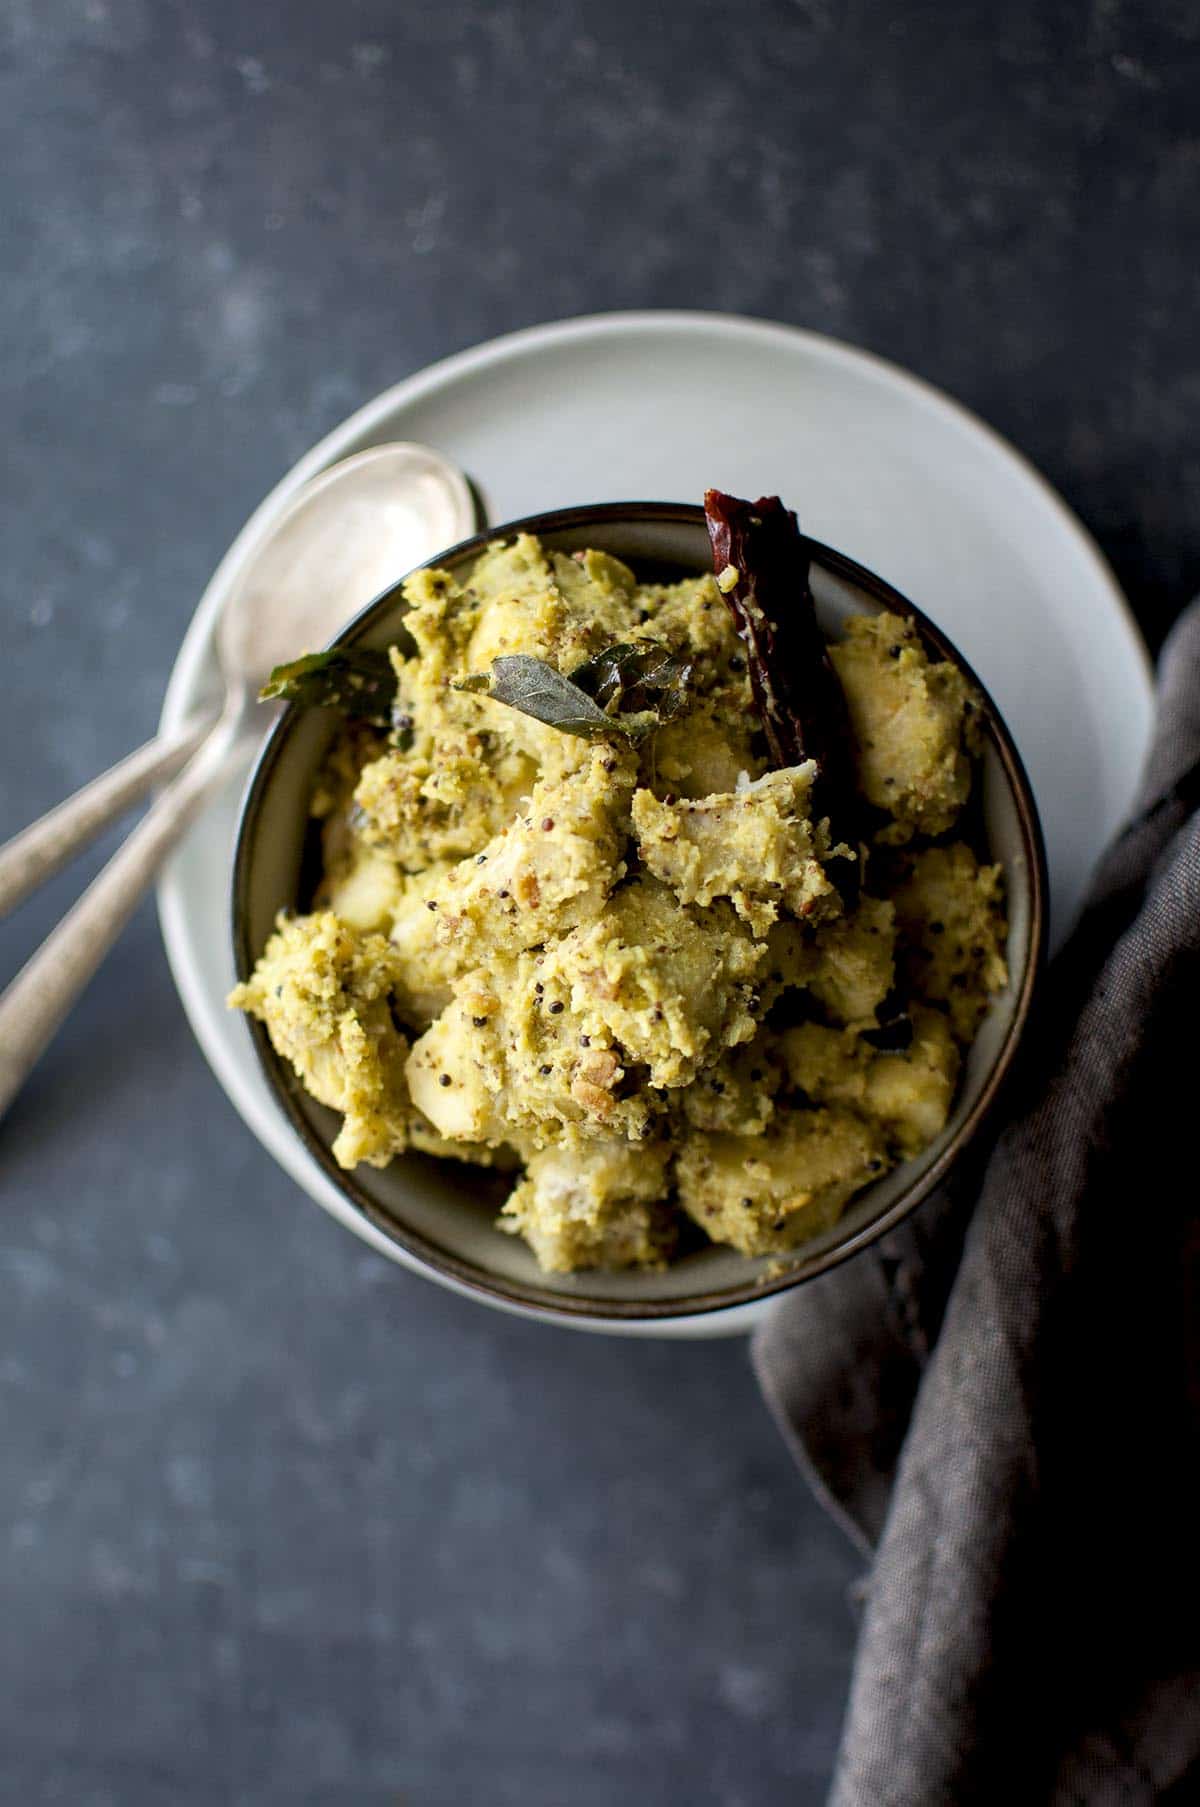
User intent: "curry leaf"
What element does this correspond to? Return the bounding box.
[456,644,693,741]
[260,648,398,726]
[569,642,694,720]
[456,655,631,739]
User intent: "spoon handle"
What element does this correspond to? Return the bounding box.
[0,717,242,1121]
[0,714,215,921]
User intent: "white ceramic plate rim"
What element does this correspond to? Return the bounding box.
[157,309,1153,1339]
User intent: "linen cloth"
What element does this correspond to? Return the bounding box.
[755,601,1200,1805]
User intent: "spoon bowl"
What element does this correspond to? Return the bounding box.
[215,444,475,691]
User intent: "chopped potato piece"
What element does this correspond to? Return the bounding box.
[679,1039,783,1136]
[385,870,461,1028]
[831,611,978,841]
[551,879,765,1090]
[406,989,505,1145]
[757,896,895,1025]
[806,894,896,1027]
[635,571,740,665]
[547,548,641,645]
[426,745,637,963]
[499,1140,676,1272]
[406,960,659,1149]
[465,536,635,676]
[860,1012,958,1155]
[319,846,403,935]
[677,1108,887,1255]
[353,736,536,871]
[781,1007,959,1157]
[229,912,411,1169]
[650,695,765,799]
[633,765,842,934]
[892,844,1008,1040]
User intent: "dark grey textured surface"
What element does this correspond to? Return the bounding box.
[1,3,1195,1802]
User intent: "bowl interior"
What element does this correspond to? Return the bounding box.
[233,504,1043,1320]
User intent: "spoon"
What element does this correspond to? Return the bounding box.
[0,441,475,1117]
[0,444,474,916]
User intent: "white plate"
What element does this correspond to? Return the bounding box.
[158,310,1153,1339]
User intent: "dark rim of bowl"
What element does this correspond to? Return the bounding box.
[232,500,1048,1322]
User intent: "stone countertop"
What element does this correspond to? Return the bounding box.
[2,3,1196,1801]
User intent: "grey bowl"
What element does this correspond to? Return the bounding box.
[232,502,1046,1323]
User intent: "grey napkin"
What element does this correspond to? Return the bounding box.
[754,599,1200,1807]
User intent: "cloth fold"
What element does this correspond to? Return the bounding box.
[755,600,1200,1806]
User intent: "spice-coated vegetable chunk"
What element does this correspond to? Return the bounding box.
[233,508,1008,1275]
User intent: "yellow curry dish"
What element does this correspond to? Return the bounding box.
[231,490,1008,1274]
